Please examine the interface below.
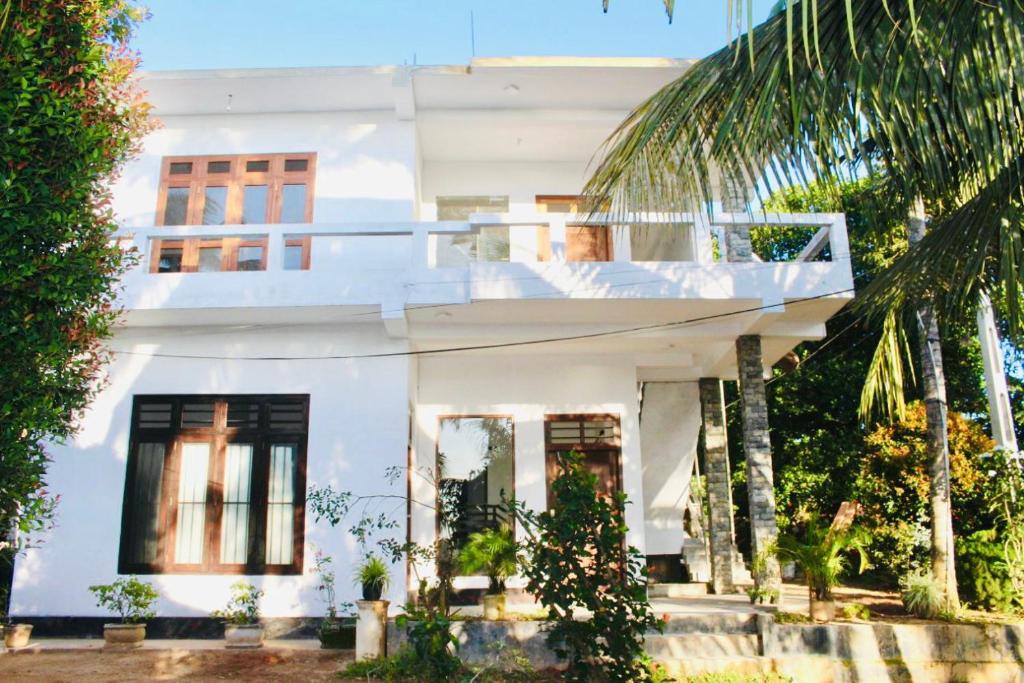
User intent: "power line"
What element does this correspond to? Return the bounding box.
[110,287,856,362]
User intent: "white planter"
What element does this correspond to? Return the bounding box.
[4,624,33,649]
[355,600,389,661]
[224,624,264,649]
[482,594,507,621]
[103,623,147,649]
[810,599,836,622]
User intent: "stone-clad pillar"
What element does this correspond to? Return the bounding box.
[736,335,782,593]
[698,378,737,594]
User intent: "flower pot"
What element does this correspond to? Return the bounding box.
[361,582,383,601]
[810,599,836,622]
[103,623,146,649]
[319,619,356,650]
[482,593,507,621]
[224,623,264,649]
[4,623,33,649]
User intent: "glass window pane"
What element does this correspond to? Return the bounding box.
[237,246,264,271]
[202,186,227,225]
[477,226,510,262]
[283,244,304,270]
[127,443,166,565]
[197,246,222,272]
[207,161,230,174]
[436,195,509,220]
[242,185,268,224]
[437,417,514,554]
[157,247,183,273]
[174,442,210,565]
[220,444,253,564]
[163,187,190,225]
[434,234,475,267]
[284,159,308,172]
[630,223,693,262]
[280,184,307,223]
[169,162,193,175]
[245,160,269,172]
[266,444,296,565]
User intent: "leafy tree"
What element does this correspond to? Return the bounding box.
[513,451,661,682]
[0,0,150,610]
[592,0,1024,609]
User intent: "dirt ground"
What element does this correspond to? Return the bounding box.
[0,649,354,682]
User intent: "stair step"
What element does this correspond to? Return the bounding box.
[657,613,759,634]
[646,633,761,659]
[648,583,708,598]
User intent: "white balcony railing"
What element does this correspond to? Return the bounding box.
[113,212,853,317]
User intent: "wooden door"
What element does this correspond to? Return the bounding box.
[544,415,622,509]
[565,225,612,262]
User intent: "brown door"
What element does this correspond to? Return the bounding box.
[565,226,612,262]
[544,415,622,508]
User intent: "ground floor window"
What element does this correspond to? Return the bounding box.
[119,395,308,575]
[544,414,622,508]
[436,416,514,552]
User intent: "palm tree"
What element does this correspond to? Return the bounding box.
[588,1,1024,610]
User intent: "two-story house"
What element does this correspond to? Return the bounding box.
[10,57,853,628]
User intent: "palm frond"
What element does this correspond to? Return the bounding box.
[859,307,915,423]
[585,0,1024,333]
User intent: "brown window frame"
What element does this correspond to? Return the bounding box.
[284,236,312,270]
[149,237,270,273]
[119,395,309,576]
[535,195,613,262]
[155,153,317,227]
[543,413,622,508]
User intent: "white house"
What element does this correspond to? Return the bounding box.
[10,57,853,628]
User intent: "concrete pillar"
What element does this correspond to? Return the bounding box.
[735,335,782,592]
[699,378,737,594]
[356,600,389,660]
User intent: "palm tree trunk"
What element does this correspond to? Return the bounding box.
[908,197,960,610]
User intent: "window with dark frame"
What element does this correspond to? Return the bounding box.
[543,414,622,508]
[119,395,309,575]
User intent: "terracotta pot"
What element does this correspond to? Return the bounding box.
[224,624,264,649]
[810,599,836,622]
[103,623,146,649]
[482,593,507,621]
[4,623,33,649]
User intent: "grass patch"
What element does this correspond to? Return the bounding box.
[339,646,556,682]
[677,673,793,683]
[773,611,813,624]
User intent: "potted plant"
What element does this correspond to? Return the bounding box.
[312,548,355,649]
[457,524,520,620]
[354,554,390,601]
[88,576,159,648]
[212,581,264,648]
[745,546,780,606]
[777,513,869,622]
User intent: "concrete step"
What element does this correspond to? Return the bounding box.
[657,613,759,635]
[648,583,709,598]
[645,633,761,659]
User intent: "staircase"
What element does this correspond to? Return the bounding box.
[645,613,770,677]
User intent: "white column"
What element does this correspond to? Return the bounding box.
[356,600,390,660]
[977,292,1020,453]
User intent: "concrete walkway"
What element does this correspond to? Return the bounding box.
[3,639,322,653]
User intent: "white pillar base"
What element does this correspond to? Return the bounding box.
[356,600,389,661]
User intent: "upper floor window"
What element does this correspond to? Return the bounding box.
[157,153,316,226]
[120,395,309,575]
[435,195,511,266]
[536,195,612,262]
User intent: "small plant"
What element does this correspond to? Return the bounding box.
[458,524,520,594]
[748,544,781,604]
[841,603,871,620]
[777,513,869,603]
[901,568,945,619]
[355,554,391,600]
[211,581,263,625]
[745,585,780,605]
[773,611,813,624]
[88,576,159,624]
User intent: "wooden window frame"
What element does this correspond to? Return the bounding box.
[535,195,613,262]
[155,153,316,227]
[119,395,309,576]
[543,414,622,508]
[434,414,516,542]
[149,237,269,273]
[284,236,312,270]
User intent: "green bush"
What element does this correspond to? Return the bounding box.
[901,569,944,619]
[88,576,159,623]
[211,581,263,625]
[957,529,1022,613]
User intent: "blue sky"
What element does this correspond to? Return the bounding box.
[132,0,777,70]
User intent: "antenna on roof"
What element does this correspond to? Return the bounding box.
[469,10,476,57]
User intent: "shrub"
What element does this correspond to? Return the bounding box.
[88,576,159,623]
[211,581,263,625]
[457,524,520,594]
[354,554,391,597]
[777,513,869,603]
[395,601,461,683]
[513,451,662,682]
[841,603,871,620]
[901,569,944,619]
[957,529,1023,613]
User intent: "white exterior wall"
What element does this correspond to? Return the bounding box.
[639,382,702,556]
[411,354,646,591]
[12,324,411,617]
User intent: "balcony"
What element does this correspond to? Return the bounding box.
[113,212,853,327]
